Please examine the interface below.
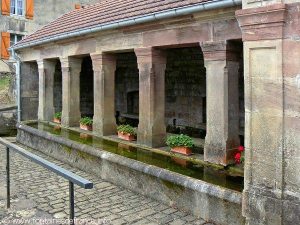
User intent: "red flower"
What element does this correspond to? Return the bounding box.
[234,152,241,164]
[238,146,244,152]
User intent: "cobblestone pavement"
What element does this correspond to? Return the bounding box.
[0,140,215,225]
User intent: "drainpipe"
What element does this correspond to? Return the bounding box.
[11,49,21,122]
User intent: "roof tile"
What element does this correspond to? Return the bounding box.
[16,0,210,48]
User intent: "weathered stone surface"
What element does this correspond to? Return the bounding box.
[17,124,244,225]
[37,59,56,121]
[237,2,300,224]
[0,105,17,136]
[91,53,117,136]
[236,3,286,41]
[200,41,241,166]
[20,62,39,121]
[60,57,82,127]
[0,143,213,225]
[135,48,167,147]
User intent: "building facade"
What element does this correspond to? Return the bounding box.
[0,0,100,72]
[10,0,300,224]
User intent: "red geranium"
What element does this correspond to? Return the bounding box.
[238,146,244,152]
[234,152,241,164]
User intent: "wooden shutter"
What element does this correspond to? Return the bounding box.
[1,32,10,59]
[25,0,33,19]
[1,0,10,15]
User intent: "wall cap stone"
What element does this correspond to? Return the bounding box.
[236,3,287,41]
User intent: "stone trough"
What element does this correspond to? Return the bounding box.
[0,105,17,136]
[16,122,244,225]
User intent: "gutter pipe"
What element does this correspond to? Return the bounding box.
[11,0,241,50]
[11,49,21,122]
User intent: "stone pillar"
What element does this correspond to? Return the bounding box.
[236,3,300,225]
[37,59,56,121]
[135,48,166,147]
[200,41,240,166]
[90,53,117,136]
[60,57,82,127]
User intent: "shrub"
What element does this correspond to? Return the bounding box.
[79,117,93,126]
[166,134,194,148]
[117,124,136,136]
[54,112,62,119]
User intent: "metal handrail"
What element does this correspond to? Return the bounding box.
[0,137,93,225]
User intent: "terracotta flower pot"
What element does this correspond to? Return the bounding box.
[117,132,136,141]
[80,133,91,139]
[53,125,61,131]
[53,118,61,124]
[171,146,192,156]
[172,157,188,167]
[80,123,93,131]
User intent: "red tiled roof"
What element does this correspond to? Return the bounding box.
[15,0,216,48]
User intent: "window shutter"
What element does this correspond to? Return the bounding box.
[1,0,10,15]
[1,32,10,59]
[25,0,33,19]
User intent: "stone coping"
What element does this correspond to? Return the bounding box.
[17,122,242,204]
[0,104,17,111]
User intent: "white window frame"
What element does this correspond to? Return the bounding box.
[10,0,25,17]
[10,34,23,47]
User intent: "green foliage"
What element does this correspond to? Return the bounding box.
[166,134,194,148]
[0,76,10,90]
[54,112,62,119]
[79,117,93,126]
[117,124,136,136]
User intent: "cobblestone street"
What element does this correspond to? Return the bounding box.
[0,139,213,225]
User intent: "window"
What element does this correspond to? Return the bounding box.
[10,0,24,16]
[10,34,23,47]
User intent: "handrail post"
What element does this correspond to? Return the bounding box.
[6,147,10,209]
[69,181,75,225]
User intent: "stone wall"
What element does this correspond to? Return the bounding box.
[165,47,206,128]
[53,61,62,114]
[80,57,94,117]
[115,52,139,117]
[0,105,17,136]
[20,62,38,121]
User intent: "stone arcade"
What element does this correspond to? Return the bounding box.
[11,0,300,224]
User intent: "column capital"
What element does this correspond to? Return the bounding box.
[200,41,240,61]
[59,57,82,69]
[90,52,116,72]
[37,59,56,69]
[36,59,45,69]
[134,47,166,66]
[235,3,287,41]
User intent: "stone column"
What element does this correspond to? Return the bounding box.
[236,3,299,225]
[37,59,56,121]
[90,53,117,136]
[135,48,166,147]
[200,41,240,166]
[60,57,82,127]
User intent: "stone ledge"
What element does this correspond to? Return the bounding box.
[17,122,241,203]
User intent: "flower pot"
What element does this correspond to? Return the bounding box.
[80,133,91,139]
[53,125,61,131]
[53,118,61,124]
[172,157,189,167]
[171,146,192,156]
[117,131,136,141]
[80,123,93,131]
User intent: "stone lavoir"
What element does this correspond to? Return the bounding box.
[10,0,300,224]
